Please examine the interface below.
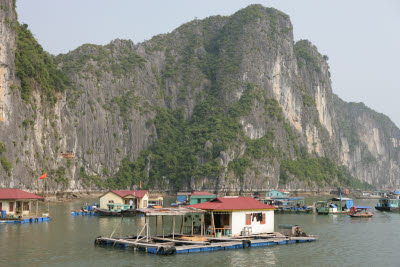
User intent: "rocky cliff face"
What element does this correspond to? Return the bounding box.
[0,3,399,192]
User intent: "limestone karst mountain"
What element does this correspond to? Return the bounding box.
[0,2,399,192]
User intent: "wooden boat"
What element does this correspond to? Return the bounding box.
[316,197,353,214]
[375,197,400,212]
[94,208,123,216]
[349,206,374,218]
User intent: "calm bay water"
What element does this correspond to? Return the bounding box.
[1,197,399,266]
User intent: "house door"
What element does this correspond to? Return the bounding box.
[16,201,22,214]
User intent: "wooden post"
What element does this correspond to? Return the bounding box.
[201,213,204,236]
[162,216,164,238]
[211,212,216,237]
[191,215,194,235]
[146,216,149,243]
[144,215,149,242]
[36,200,38,217]
[180,215,184,234]
[172,215,175,240]
[47,201,50,216]
[155,215,158,237]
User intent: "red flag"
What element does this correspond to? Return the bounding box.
[40,173,47,179]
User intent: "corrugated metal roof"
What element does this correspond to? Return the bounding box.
[188,196,275,211]
[109,190,148,198]
[0,188,44,200]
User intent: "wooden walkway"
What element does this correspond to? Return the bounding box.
[95,232,318,255]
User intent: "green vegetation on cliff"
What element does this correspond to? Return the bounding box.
[280,154,372,189]
[15,24,69,105]
[294,40,321,72]
[110,84,257,189]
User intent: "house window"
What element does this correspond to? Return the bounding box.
[245,214,251,225]
[9,202,14,212]
[261,213,266,224]
[23,202,29,211]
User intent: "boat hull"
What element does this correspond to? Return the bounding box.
[94,209,122,216]
[350,214,373,218]
[317,211,349,215]
[375,206,400,212]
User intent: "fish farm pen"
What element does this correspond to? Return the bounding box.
[94,207,318,255]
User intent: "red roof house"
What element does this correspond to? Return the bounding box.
[0,189,44,216]
[189,196,276,236]
[99,190,149,209]
[109,190,148,198]
[189,196,275,211]
[0,188,44,200]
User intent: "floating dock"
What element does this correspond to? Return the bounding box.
[94,232,317,255]
[94,205,318,255]
[71,211,100,216]
[0,216,51,224]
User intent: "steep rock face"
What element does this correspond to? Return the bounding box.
[0,3,399,192]
[334,96,400,186]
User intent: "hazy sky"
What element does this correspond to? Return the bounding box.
[16,0,400,126]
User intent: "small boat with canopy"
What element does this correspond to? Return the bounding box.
[349,206,374,218]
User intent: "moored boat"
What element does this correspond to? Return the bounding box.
[375,198,400,211]
[316,197,353,214]
[375,190,400,211]
[349,206,374,217]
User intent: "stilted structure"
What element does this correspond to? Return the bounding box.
[0,188,50,223]
[94,199,318,255]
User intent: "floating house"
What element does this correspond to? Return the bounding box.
[189,191,216,205]
[189,196,276,236]
[0,188,44,217]
[266,190,288,198]
[0,188,50,223]
[95,197,317,255]
[99,190,149,211]
[148,194,164,207]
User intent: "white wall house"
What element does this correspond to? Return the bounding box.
[99,190,149,210]
[231,210,274,235]
[189,196,276,236]
[0,189,44,217]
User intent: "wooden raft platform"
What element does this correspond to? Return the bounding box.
[94,233,318,255]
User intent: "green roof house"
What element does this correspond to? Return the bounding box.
[189,191,216,205]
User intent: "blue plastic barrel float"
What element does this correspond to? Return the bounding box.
[1,210,6,218]
[88,205,93,211]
